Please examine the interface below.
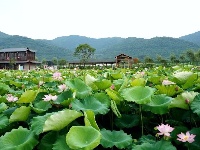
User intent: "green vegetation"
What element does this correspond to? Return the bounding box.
[74,43,96,63]
[0,31,200,62]
[0,65,200,149]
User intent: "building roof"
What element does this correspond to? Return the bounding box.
[0,47,36,52]
[0,60,41,64]
[115,54,132,59]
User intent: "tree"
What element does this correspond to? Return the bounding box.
[52,57,58,65]
[74,44,96,63]
[170,53,177,64]
[186,50,195,64]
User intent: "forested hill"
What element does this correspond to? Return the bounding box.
[179,31,200,46]
[49,35,200,60]
[0,31,200,61]
[0,34,70,60]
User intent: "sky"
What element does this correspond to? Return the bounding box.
[0,0,200,40]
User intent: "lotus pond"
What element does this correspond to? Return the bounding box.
[0,65,200,149]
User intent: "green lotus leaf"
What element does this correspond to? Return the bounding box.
[0,126,38,150]
[105,88,123,104]
[72,96,110,115]
[17,90,38,103]
[65,78,92,99]
[100,129,132,149]
[172,71,194,85]
[53,135,70,150]
[94,79,112,90]
[132,140,176,150]
[55,90,73,104]
[143,95,173,115]
[111,73,123,79]
[169,91,199,110]
[148,76,164,84]
[31,113,53,135]
[138,134,156,144]
[43,109,83,132]
[131,78,146,86]
[94,92,111,107]
[84,110,100,131]
[37,131,58,150]
[66,126,101,150]
[121,86,154,104]
[0,83,10,95]
[114,114,140,128]
[0,102,8,113]
[0,114,9,129]
[111,99,121,118]
[31,101,52,114]
[188,128,200,150]
[9,80,23,88]
[155,85,183,97]
[9,106,31,123]
[181,73,198,89]
[85,74,98,90]
[191,94,200,116]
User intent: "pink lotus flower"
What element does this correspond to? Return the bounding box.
[156,124,174,137]
[58,84,68,92]
[43,94,57,101]
[6,94,18,102]
[177,131,196,143]
[162,79,175,86]
[52,72,63,80]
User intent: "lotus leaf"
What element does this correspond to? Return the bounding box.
[155,85,183,97]
[94,79,112,90]
[191,94,200,116]
[132,140,176,150]
[100,129,132,149]
[0,114,9,129]
[17,90,38,103]
[55,90,73,104]
[85,74,98,90]
[31,113,53,135]
[172,71,194,85]
[84,110,100,130]
[0,126,38,150]
[31,101,52,114]
[131,78,146,86]
[114,114,140,128]
[0,102,8,113]
[121,86,154,104]
[0,83,10,95]
[72,96,110,115]
[9,106,31,123]
[105,88,123,104]
[188,128,200,150]
[43,109,83,132]
[37,131,58,150]
[66,126,101,149]
[169,91,199,110]
[143,95,173,114]
[53,135,70,150]
[111,73,123,79]
[65,78,92,99]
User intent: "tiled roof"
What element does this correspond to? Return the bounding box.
[0,47,35,52]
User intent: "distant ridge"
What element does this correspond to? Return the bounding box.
[0,31,200,61]
[179,31,200,46]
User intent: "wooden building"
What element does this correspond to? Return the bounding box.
[0,47,40,70]
[115,54,133,68]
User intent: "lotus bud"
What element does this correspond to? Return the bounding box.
[110,84,115,90]
[185,99,190,104]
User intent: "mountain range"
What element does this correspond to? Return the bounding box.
[0,31,200,61]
